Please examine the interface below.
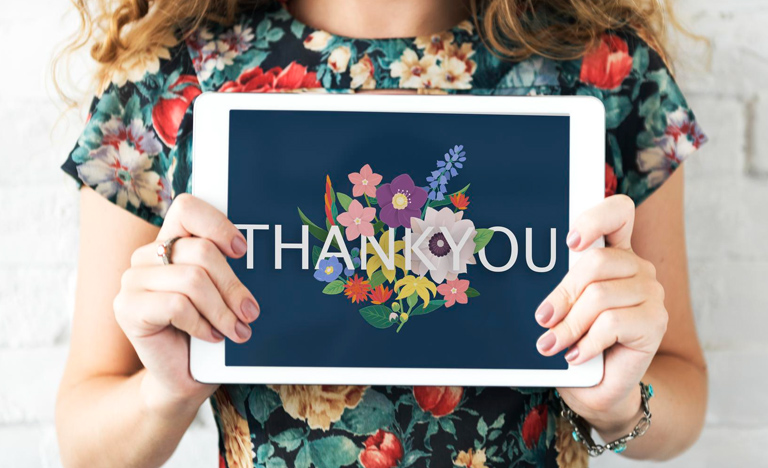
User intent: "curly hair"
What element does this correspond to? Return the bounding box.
[54,0,684,102]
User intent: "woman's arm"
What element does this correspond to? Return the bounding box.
[599,166,708,459]
[56,187,258,467]
[56,188,202,467]
[545,167,707,461]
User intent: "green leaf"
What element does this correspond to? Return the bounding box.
[322,280,345,295]
[256,443,274,464]
[271,428,305,452]
[335,389,396,435]
[477,417,488,438]
[401,450,429,467]
[266,458,288,468]
[633,46,649,76]
[490,413,505,429]
[410,300,446,316]
[424,419,439,450]
[248,386,281,425]
[297,207,329,243]
[608,133,623,178]
[367,196,378,205]
[373,220,385,234]
[290,19,305,38]
[312,246,322,269]
[359,305,395,329]
[604,95,633,129]
[369,270,387,288]
[308,436,360,468]
[336,192,353,211]
[406,292,418,308]
[439,417,457,435]
[465,287,480,298]
[295,444,311,468]
[473,229,495,253]
[428,183,470,208]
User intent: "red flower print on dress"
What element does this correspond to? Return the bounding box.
[359,430,403,468]
[220,62,321,92]
[152,75,202,147]
[522,403,548,449]
[413,386,463,417]
[580,34,633,90]
[605,163,617,197]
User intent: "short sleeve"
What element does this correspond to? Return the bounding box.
[576,30,708,205]
[60,40,201,226]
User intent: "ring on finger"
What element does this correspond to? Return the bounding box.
[157,237,182,265]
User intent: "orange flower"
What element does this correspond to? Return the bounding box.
[368,285,393,304]
[450,192,470,210]
[344,275,371,303]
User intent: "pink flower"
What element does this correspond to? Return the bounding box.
[348,164,383,198]
[437,279,470,307]
[337,200,376,241]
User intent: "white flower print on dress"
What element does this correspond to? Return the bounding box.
[220,24,255,53]
[350,54,376,89]
[198,40,237,81]
[328,45,351,73]
[77,141,163,212]
[303,30,332,51]
[100,117,162,157]
[390,49,438,88]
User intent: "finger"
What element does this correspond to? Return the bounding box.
[159,193,247,259]
[562,302,668,365]
[535,248,640,327]
[114,291,223,343]
[122,265,252,343]
[567,194,635,251]
[536,276,653,356]
[131,237,261,324]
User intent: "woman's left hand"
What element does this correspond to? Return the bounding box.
[537,195,669,435]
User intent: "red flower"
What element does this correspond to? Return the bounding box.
[605,163,617,197]
[450,192,470,210]
[579,34,633,90]
[359,430,403,468]
[218,454,226,468]
[368,285,392,304]
[413,386,463,417]
[152,75,202,147]
[220,62,321,93]
[344,275,371,304]
[521,404,548,449]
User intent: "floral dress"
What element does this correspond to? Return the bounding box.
[60,1,706,467]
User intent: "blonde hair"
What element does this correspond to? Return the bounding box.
[55,0,684,103]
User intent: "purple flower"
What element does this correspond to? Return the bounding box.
[376,174,428,229]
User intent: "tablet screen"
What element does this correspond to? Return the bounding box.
[225,109,569,371]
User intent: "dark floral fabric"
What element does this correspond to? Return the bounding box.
[60,1,706,467]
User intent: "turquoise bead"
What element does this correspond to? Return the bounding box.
[572,431,579,442]
[647,384,654,398]
[613,443,627,454]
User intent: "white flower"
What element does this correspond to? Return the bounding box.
[414,31,454,58]
[328,46,351,73]
[303,30,332,51]
[637,144,673,188]
[432,56,473,89]
[390,49,438,88]
[109,32,174,87]
[100,117,162,157]
[410,207,477,284]
[199,40,237,81]
[220,24,254,53]
[77,141,163,212]
[350,54,376,89]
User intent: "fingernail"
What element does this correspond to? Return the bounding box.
[242,298,260,322]
[232,236,247,256]
[566,230,581,249]
[211,328,225,341]
[537,332,556,353]
[235,321,252,340]
[535,302,554,325]
[565,348,579,362]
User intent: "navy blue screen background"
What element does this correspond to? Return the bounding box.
[226,109,569,370]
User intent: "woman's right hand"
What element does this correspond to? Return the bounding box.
[113,193,260,414]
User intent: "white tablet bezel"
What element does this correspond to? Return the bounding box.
[190,92,605,387]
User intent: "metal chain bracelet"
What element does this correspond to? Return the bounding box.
[556,382,654,457]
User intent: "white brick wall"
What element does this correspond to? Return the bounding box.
[0,0,766,466]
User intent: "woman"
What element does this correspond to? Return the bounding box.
[55,0,708,466]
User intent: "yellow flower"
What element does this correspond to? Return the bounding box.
[268,385,367,431]
[212,388,252,468]
[394,275,437,307]
[366,230,406,283]
[454,448,488,468]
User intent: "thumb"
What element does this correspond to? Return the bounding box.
[567,195,635,251]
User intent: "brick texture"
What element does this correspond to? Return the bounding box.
[1,0,767,466]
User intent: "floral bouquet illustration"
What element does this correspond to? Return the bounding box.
[297,145,494,333]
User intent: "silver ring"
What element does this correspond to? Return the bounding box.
[157,237,181,265]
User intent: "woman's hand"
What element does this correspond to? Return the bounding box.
[113,194,260,415]
[537,195,669,436]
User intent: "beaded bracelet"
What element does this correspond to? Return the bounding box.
[556,382,654,457]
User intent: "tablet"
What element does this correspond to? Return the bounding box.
[190,92,605,387]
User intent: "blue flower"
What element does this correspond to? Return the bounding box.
[314,257,343,282]
[425,145,466,201]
